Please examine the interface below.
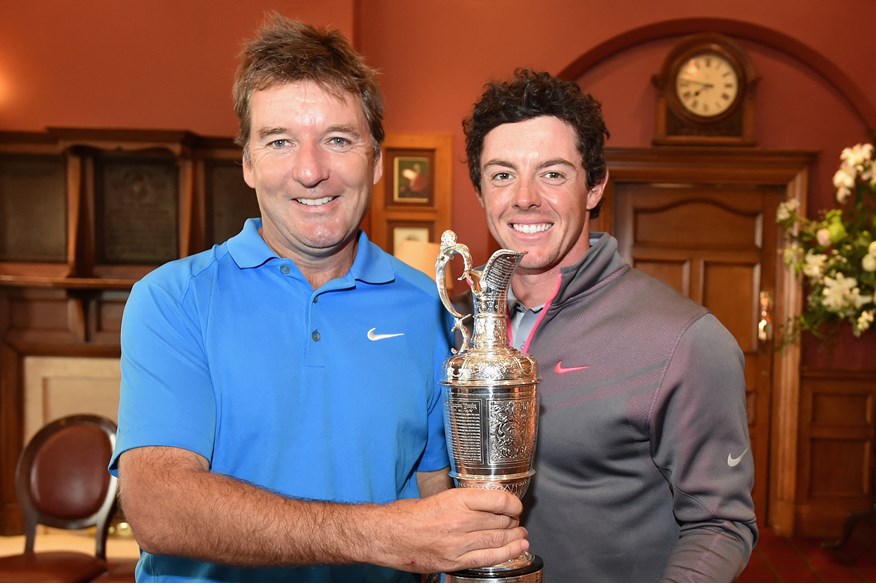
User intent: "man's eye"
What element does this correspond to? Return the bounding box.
[328,136,352,148]
[491,172,512,181]
[269,139,289,148]
[542,171,567,183]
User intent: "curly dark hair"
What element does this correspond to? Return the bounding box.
[233,13,384,160]
[463,68,610,217]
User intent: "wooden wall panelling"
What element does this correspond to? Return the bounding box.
[0,135,69,280]
[92,150,181,278]
[0,340,23,535]
[178,156,195,259]
[68,151,86,276]
[0,129,247,534]
[194,138,257,248]
[4,289,81,347]
[86,290,130,346]
[796,369,875,537]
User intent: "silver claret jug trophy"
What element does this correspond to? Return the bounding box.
[435,230,544,583]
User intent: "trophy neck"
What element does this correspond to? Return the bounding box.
[471,313,510,350]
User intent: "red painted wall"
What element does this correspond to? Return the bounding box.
[359,1,876,264]
[0,0,355,135]
[2,1,874,271]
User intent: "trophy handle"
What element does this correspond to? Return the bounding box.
[436,230,476,353]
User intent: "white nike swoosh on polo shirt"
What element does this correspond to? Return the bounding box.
[367,327,404,341]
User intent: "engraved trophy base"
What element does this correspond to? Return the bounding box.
[444,552,544,583]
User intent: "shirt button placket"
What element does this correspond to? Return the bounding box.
[310,294,320,342]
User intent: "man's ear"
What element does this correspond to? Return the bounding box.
[475,187,485,209]
[586,169,609,211]
[243,150,255,189]
[372,148,384,186]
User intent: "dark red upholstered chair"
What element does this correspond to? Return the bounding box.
[0,414,119,583]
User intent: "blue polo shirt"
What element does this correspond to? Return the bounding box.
[110,218,452,582]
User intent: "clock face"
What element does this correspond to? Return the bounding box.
[674,52,740,118]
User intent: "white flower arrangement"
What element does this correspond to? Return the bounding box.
[777,143,876,343]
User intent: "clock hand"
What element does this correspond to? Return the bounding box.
[680,78,715,89]
[693,83,715,97]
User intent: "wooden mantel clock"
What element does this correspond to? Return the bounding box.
[652,33,759,145]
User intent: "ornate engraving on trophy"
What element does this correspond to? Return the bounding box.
[489,399,533,463]
[449,400,485,464]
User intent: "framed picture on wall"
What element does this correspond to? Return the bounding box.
[390,153,434,205]
[388,220,433,255]
[204,159,260,245]
[0,153,68,262]
[94,156,179,265]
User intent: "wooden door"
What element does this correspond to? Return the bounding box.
[599,147,813,530]
[614,181,782,519]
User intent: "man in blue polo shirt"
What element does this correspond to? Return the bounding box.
[109,14,528,582]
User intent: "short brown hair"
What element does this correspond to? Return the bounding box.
[233,13,384,159]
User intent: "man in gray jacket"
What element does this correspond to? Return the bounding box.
[461,68,758,582]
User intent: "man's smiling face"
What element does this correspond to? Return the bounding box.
[243,80,382,263]
[477,115,603,276]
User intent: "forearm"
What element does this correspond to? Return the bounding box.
[119,447,528,574]
[120,447,379,567]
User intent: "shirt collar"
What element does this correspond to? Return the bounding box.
[226,218,275,268]
[226,218,395,285]
[507,286,545,315]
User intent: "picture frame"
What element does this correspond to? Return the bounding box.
[94,156,179,265]
[204,159,260,245]
[388,221,433,255]
[388,151,435,205]
[0,153,67,262]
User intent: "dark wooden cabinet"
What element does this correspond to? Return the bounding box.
[0,129,256,533]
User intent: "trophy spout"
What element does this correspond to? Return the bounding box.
[436,230,525,353]
[475,247,525,318]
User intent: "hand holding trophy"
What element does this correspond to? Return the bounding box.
[435,230,544,583]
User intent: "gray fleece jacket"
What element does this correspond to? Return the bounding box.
[512,233,758,582]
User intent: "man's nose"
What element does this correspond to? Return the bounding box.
[512,179,540,209]
[293,142,330,187]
